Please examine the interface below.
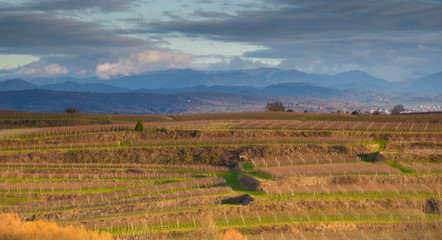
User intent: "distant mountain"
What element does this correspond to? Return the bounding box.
[0,79,37,91]
[328,70,393,92]
[100,68,393,91]
[152,82,391,103]
[29,76,99,85]
[332,70,387,84]
[107,68,211,89]
[403,72,442,95]
[6,68,442,96]
[0,89,357,114]
[41,81,130,93]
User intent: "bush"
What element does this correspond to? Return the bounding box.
[351,110,361,115]
[0,213,116,240]
[65,107,79,114]
[134,120,144,131]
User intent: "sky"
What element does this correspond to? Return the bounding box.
[0,0,441,81]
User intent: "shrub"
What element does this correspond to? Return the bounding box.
[134,120,144,131]
[65,107,80,114]
[351,110,361,115]
[0,213,116,240]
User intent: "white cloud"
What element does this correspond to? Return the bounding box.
[16,64,68,77]
[96,50,192,79]
[76,69,88,75]
[418,44,429,50]
[44,64,68,75]
[1,64,17,71]
[208,56,273,70]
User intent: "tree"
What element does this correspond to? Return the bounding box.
[265,102,286,112]
[135,120,144,131]
[351,110,361,115]
[65,107,79,114]
[391,104,405,115]
[372,109,383,115]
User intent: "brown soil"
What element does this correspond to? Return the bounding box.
[0,145,376,166]
[0,129,371,149]
[0,119,111,128]
[239,175,261,191]
[424,198,440,214]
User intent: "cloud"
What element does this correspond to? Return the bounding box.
[96,50,193,79]
[418,44,429,50]
[147,0,442,42]
[142,0,442,80]
[192,9,232,19]
[1,65,17,71]
[0,0,138,12]
[44,64,68,75]
[16,64,68,77]
[352,50,371,57]
[209,57,271,70]
[0,12,147,56]
[1,0,441,81]
[0,11,154,78]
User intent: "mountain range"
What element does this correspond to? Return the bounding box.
[0,68,440,113]
[2,68,439,95]
[1,68,441,95]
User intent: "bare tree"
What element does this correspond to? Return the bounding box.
[266,102,286,112]
[391,104,405,115]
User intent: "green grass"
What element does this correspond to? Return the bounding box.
[119,140,133,147]
[217,170,245,191]
[360,152,379,163]
[240,162,255,171]
[258,191,438,201]
[0,177,194,184]
[385,160,415,173]
[360,139,388,162]
[248,171,273,180]
[0,196,41,206]
[0,182,169,195]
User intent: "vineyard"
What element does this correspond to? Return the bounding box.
[0,110,440,239]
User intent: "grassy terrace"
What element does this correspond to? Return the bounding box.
[0,111,440,239]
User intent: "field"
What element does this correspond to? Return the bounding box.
[0,110,440,239]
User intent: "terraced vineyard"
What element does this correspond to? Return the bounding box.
[0,110,440,239]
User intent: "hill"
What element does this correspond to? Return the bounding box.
[0,89,359,113]
[41,81,130,93]
[403,72,442,95]
[0,79,38,91]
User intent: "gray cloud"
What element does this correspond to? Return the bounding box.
[148,0,442,42]
[0,0,138,12]
[0,12,148,56]
[1,0,441,81]
[0,11,162,78]
[141,0,442,80]
[192,9,232,19]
